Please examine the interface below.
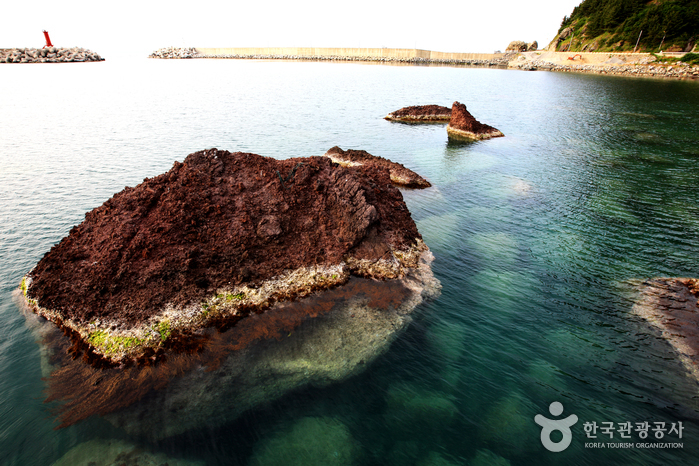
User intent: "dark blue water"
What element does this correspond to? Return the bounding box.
[1,59,699,465]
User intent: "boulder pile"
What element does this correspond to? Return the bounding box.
[1,47,104,63]
[149,49,515,67]
[509,55,699,79]
[149,47,199,59]
[506,41,538,52]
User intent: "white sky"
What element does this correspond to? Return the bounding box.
[1,0,582,59]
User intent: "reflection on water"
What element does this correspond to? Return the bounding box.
[21,276,430,440]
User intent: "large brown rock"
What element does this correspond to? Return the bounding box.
[446,102,504,141]
[21,149,429,366]
[324,146,431,189]
[384,105,452,122]
[506,41,528,52]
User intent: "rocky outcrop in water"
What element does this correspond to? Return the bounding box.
[149,47,199,59]
[323,146,431,189]
[20,148,440,436]
[384,105,452,122]
[446,102,504,141]
[22,149,429,366]
[1,47,104,63]
[632,278,699,383]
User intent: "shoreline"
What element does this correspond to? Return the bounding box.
[149,47,699,81]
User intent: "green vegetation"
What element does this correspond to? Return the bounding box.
[653,51,699,64]
[156,321,171,342]
[556,0,698,52]
[19,277,27,296]
[87,330,144,354]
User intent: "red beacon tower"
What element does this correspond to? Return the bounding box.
[42,30,53,48]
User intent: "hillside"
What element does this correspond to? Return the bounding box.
[548,0,698,53]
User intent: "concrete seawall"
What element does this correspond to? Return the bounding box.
[194,47,503,61]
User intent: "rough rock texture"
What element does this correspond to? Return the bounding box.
[506,41,528,52]
[22,149,427,365]
[149,47,198,59]
[506,41,536,52]
[0,47,104,64]
[384,105,452,122]
[508,52,699,79]
[446,102,504,141]
[632,278,699,383]
[324,146,431,189]
[22,250,439,438]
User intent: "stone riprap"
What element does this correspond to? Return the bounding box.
[148,48,513,67]
[1,47,104,64]
[509,53,699,79]
[202,54,512,66]
[149,47,199,59]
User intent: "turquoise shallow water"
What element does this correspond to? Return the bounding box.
[1,59,699,465]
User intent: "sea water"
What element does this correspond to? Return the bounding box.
[1,58,699,465]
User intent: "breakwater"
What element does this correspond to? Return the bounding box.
[149,47,512,66]
[1,47,104,64]
[148,47,699,79]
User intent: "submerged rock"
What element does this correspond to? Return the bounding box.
[632,278,699,383]
[52,438,204,466]
[19,148,440,437]
[384,105,452,122]
[324,146,431,188]
[446,102,504,141]
[249,417,361,466]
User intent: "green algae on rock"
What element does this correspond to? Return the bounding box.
[21,149,430,366]
[18,148,440,435]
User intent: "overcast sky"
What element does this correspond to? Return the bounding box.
[2,0,582,58]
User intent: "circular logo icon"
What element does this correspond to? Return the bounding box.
[534,401,578,452]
